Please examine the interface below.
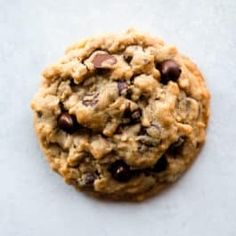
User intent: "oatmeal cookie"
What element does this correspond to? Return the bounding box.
[31,29,210,201]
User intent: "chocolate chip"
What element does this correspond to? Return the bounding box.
[157,59,181,85]
[168,137,185,155]
[125,88,132,99]
[96,68,110,76]
[69,78,77,87]
[138,126,147,135]
[57,112,79,133]
[108,160,132,182]
[124,55,132,64]
[123,107,142,124]
[117,80,128,96]
[153,155,168,172]
[114,125,123,134]
[36,111,42,118]
[196,141,201,149]
[92,53,117,69]
[123,106,132,118]
[59,101,65,111]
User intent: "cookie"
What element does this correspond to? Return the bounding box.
[31,29,210,201]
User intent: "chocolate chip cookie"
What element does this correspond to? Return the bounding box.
[31,29,210,201]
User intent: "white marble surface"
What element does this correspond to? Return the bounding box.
[0,0,236,235]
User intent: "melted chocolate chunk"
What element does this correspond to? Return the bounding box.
[92,53,117,68]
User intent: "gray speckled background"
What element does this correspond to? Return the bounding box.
[0,0,236,235]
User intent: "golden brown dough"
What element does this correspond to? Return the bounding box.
[31,29,210,201]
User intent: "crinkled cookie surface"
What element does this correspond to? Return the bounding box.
[31,29,210,201]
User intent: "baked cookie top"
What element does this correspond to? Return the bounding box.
[31,29,210,201]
